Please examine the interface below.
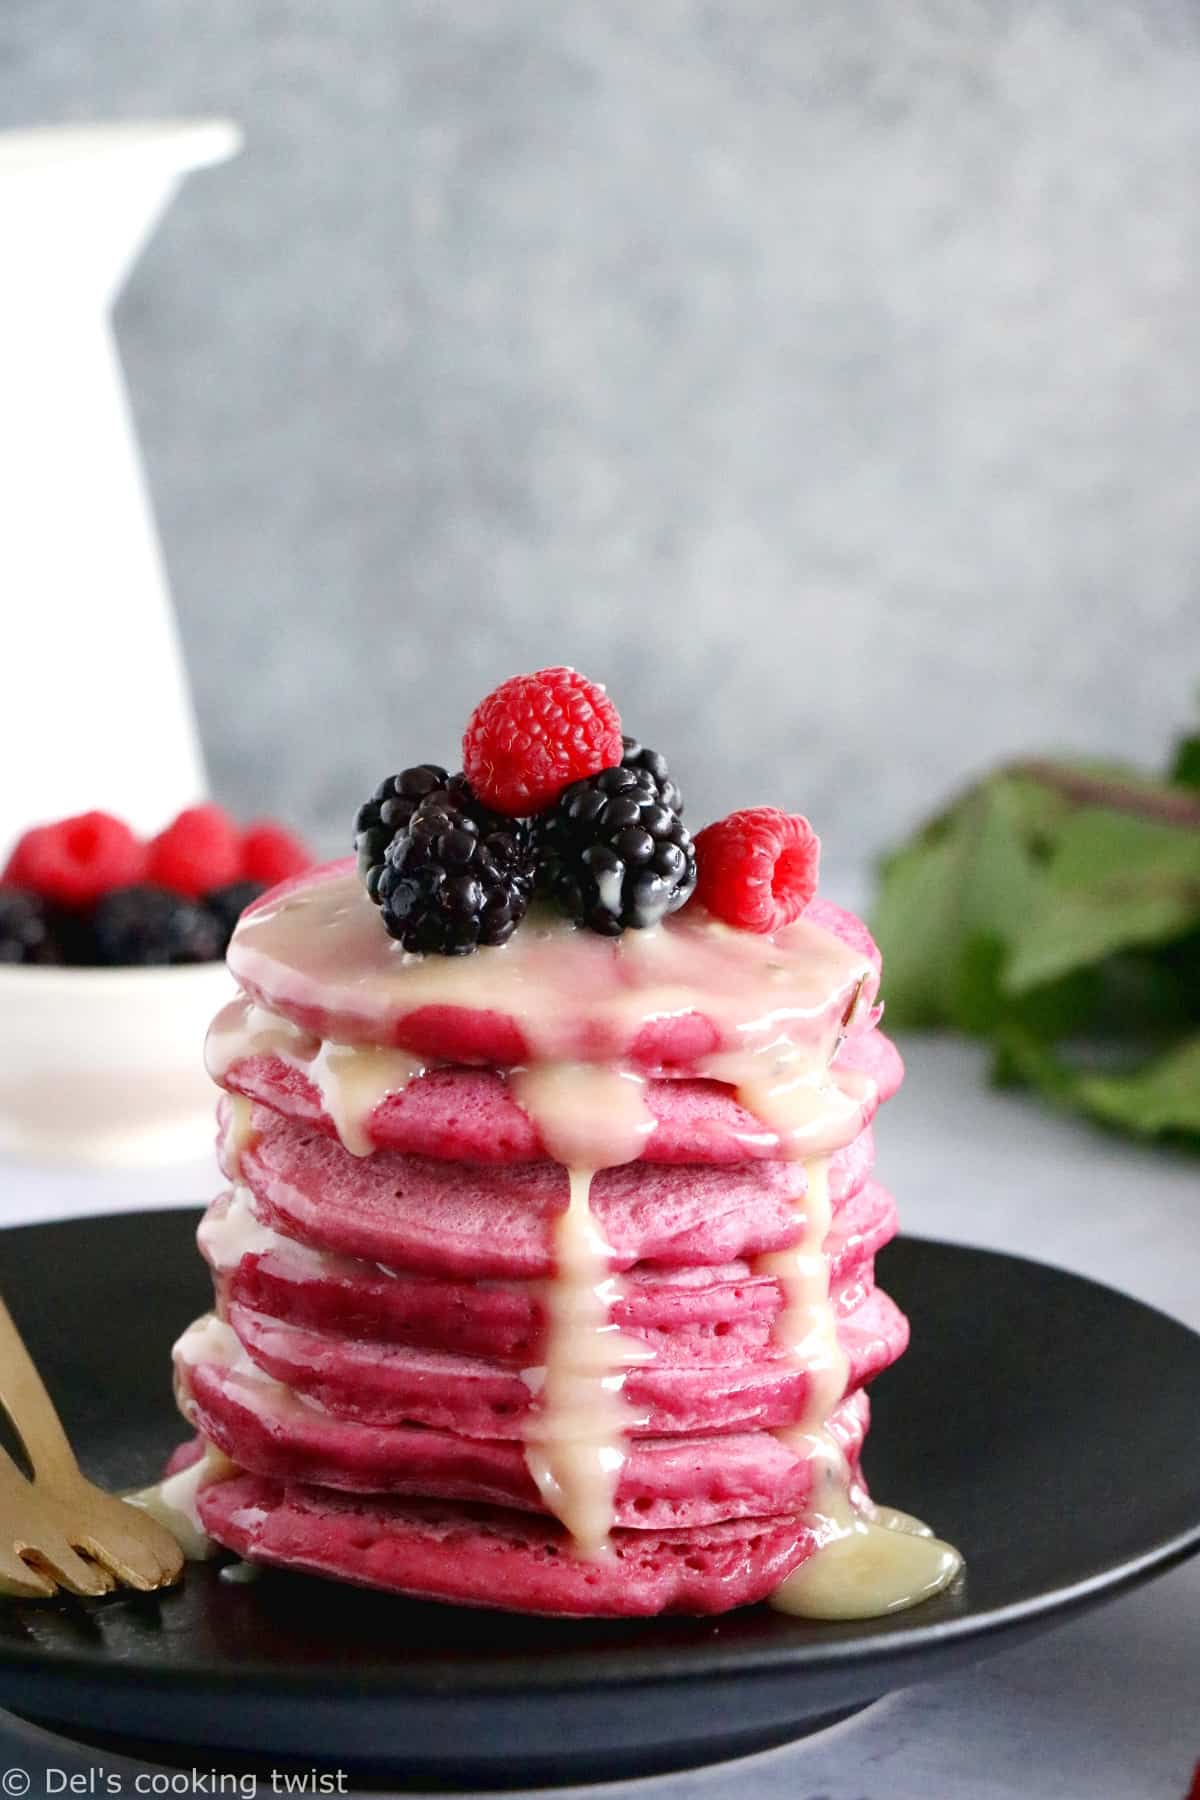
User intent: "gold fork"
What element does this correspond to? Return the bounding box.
[0,1295,184,1599]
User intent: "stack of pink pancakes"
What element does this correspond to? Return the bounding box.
[170,859,919,1617]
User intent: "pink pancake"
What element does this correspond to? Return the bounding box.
[225,1103,877,1281]
[220,1287,907,1438]
[227,862,881,1074]
[216,1033,902,1165]
[178,1363,869,1529]
[197,1475,825,1615]
[201,1180,895,1364]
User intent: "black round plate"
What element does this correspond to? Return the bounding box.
[0,1210,1197,1789]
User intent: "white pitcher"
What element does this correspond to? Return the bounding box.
[0,119,241,861]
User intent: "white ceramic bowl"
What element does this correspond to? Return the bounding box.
[0,960,234,1167]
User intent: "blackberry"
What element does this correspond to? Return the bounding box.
[376,790,535,955]
[354,765,452,900]
[52,907,99,966]
[536,764,697,936]
[204,880,268,951]
[92,885,224,966]
[0,887,59,965]
[621,735,683,815]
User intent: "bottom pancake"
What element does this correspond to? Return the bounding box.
[197,1473,823,1616]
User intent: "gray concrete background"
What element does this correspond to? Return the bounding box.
[5,1,1199,871]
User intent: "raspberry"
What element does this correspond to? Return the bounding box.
[692,808,820,933]
[3,811,144,907]
[146,804,241,899]
[462,667,623,816]
[240,821,312,887]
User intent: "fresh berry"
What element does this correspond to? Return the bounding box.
[376,791,535,955]
[462,668,623,816]
[536,764,697,936]
[92,884,224,966]
[240,821,312,888]
[3,811,144,908]
[693,808,820,933]
[621,735,684,815]
[0,888,59,965]
[52,909,100,966]
[204,880,268,949]
[355,765,452,898]
[146,804,241,899]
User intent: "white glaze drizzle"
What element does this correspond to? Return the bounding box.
[207,994,425,1157]
[173,1310,241,1370]
[769,1465,963,1618]
[522,1169,643,1556]
[510,1065,654,1557]
[220,1093,257,1181]
[762,1150,962,1618]
[198,1186,280,1271]
[226,874,870,1069]
[136,1311,293,1560]
[509,1063,655,1171]
[126,1439,237,1561]
[760,1157,850,1425]
[308,1039,427,1156]
[699,1003,963,1617]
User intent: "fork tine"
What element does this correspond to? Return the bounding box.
[15,1530,116,1599]
[0,1295,185,1599]
[114,1503,187,1583]
[73,1522,182,1592]
[0,1542,57,1600]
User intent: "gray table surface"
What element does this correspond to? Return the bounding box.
[1,1036,1197,1799]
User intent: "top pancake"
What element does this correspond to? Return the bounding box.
[226,861,880,1073]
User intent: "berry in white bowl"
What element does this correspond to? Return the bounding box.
[0,804,312,1166]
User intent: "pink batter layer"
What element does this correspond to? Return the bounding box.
[201,1179,895,1363]
[214,1029,902,1164]
[222,1101,880,1280]
[177,1370,870,1531]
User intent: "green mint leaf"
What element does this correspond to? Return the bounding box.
[1004,808,1200,992]
[873,735,1200,1145]
[873,779,1046,1032]
[1075,1034,1200,1137]
[991,1025,1079,1103]
[871,833,964,1027]
[1170,733,1200,791]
